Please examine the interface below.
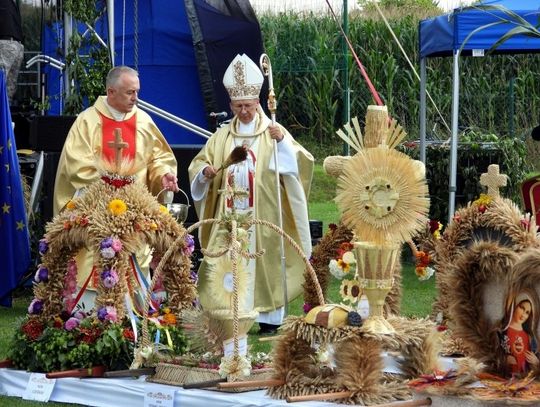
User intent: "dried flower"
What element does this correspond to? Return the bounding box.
[473,193,492,210]
[34,266,49,283]
[101,247,116,259]
[108,199,128,216]
[66,200,76,210]
[100,237,113,249]
[97,306,118,322]
[101,268,119,288]
[303,303,313,314]
[64,317,80,331]
[21,319,44,341]
[38,239,48,255]
[111,238,123,252]
[184,234,195,255]
[161,312,177,325]
[28,298,43,315]
[123,328,135,342]
[416,266,435,281]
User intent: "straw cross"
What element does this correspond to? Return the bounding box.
[480,164,507,198]
[108,128,129,169]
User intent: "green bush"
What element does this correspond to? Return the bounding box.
[400,130,532,221]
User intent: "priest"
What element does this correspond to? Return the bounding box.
[189,54,314,334]
[54,65,179,289]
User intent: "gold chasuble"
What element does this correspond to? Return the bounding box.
[54,96,177,287]
[189,107,314,316]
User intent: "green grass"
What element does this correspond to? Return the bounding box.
[0,163,437,405]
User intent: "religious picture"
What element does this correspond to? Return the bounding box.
[498,288,540,376]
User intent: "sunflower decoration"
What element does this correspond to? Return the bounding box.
[339,279,362,304]
[206,255,250,311]
[336,147,430,244]
[334,105,429,245]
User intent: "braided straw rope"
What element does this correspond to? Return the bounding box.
[135,215,326,370]
[134,219,216,362]
[250,219,325,306]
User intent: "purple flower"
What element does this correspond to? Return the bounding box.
[28,298,43,315]
[303,303,313,314]
[100,247,116,259]
[101,269,119,288]
[38,239,49,255]
[183,234,195,255]
[185,234,195,248]
[97,307,108,321]
[34,266,49,283]
[64,317,80,331]
[100,237,113,249]
[190,270,198,284]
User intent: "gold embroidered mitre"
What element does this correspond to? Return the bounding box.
[223,54,263,100]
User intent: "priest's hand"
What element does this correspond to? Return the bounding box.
[269,125,284,142]
[162,172,180,192]
[203,165,217,179]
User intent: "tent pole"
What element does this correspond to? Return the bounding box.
[419,57,427,164]
[63,10,72,103]
[448,50,461,224]
[107,0,115,66]
[341,0,350,156]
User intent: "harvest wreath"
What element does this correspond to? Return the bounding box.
[8,170,197,373]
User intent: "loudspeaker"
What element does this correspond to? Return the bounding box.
[12,113,32,150]
[30,115,76,152]
[309,220,323,246]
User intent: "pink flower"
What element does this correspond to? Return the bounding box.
[67,259,77,274]
[104,306,117,322]
[111,239,123,252]
[73,310,86,320]
[97,305,118,322]
[64,317,80,331]
[150,256,161,270]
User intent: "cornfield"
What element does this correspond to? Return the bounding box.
[259,12,540,151]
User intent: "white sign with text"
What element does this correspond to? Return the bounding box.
[144,384,176,407]
[22,373,56,402]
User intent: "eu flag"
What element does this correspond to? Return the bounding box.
[0,70,31,307]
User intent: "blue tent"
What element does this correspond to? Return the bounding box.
[420,0,540,58]
[41,0,264,146]
[418,0,540,221]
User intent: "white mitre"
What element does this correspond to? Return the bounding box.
[223,53,263,100]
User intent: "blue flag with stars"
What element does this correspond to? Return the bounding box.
[0,70,31,307]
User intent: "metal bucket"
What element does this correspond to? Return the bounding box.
[158,188,191,223]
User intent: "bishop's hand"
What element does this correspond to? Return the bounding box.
[269,125,283,143]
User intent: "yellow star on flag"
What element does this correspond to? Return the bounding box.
[16,220,25,231]
[2,203,10,214]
